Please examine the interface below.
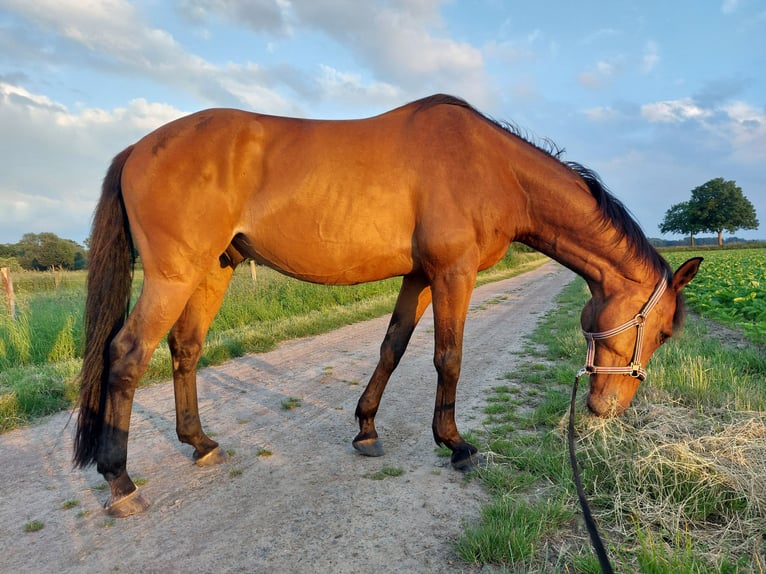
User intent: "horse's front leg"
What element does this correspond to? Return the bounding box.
[168,263,234,466]
[353,273,432,456]
[430,270,480,470]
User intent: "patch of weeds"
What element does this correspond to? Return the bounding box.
[435,445,451,458]
[61,499,80,510]
[456,496,573,565]
[281,397,301,410]
[365,466,405,480]
[76,509,91,518]
[133,477,148,487]
[229,468,243,477]
[256,448,272,457]
[226,449,236,457]
[23,520,44,533]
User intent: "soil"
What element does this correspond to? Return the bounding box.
[0,262,573,574]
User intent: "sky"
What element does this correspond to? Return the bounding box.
[0,0,764,246]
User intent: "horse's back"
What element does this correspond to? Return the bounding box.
[119,100,517,284]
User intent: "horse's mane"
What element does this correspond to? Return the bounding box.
[414,94,672,278]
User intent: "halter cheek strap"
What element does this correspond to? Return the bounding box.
[579,275,668,381]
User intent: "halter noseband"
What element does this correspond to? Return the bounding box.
[579,275,668,381]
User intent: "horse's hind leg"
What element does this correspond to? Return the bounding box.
[98,280,201,517]
[430,270,480,470]
[168,262,234,466]
[353,273,432,456]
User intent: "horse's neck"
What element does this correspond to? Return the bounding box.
[517,181,657,300]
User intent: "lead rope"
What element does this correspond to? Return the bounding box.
[569,274,669,573]
[568,370,614,574]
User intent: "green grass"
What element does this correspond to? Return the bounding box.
[0,245,547,432]
[365,466,405,480]
[22,520,44,533]
[458,274,766,572]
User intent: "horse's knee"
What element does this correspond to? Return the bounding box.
[433,349,462,381]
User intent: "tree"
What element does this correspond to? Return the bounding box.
[689,178,759,247]
[658,201,701,247]
[15,232,86,270]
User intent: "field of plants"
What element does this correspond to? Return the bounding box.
[663,246,766,345]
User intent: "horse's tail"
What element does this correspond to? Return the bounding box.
[73,145,135,468]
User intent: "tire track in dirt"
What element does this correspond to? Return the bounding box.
[0,261,573,573]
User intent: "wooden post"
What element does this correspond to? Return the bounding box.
[249,260,257,284]
[1,267,16,320]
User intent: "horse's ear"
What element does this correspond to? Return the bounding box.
[671,257,703,291]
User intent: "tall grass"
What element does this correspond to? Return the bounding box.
[458,277,766,572]
[0,245,546,431]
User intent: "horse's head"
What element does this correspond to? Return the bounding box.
[580,257,702,417]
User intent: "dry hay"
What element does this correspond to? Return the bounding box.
[569,400,766,567]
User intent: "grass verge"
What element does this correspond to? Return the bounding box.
[459,277,766,573]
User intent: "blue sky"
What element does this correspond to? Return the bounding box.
[1,0,764,245]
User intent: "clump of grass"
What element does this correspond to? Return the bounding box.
[61,499,80,510]
[365,466,405,480]
[23,520,44,533]
[281,397,301,410]
[256,448,272,457]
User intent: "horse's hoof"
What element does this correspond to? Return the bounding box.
[194,446,228,467]
[104,489,150,518]
[353,437,385,457]
[451,449,484,472]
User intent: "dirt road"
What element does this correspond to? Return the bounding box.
[0,262,573,573]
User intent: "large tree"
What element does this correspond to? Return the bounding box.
[689,178,759,247]
[659,201,701,246]
[15,232,86,270]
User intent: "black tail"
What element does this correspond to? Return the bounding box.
[73,145,135,468]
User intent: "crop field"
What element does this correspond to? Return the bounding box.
[663,247,766,345]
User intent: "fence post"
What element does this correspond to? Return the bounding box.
[1,267,16,320]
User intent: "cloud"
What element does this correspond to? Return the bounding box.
[1,0,300,113]
[317,65,402,109]
[641,40,660,73]
[0,82,188,243]
[289,0,491,105]
[577,59,621,89]
[177,0,288,33]
[640,98,710,123]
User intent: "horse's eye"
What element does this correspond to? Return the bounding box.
[658,332,670,344]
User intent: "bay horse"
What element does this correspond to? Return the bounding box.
[74,94,701,517]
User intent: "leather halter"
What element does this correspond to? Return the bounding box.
[579,274,668,381]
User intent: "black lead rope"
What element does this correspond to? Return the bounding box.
[568,372,615,574]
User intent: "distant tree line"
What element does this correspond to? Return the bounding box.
[659,178,759,247]
[0,232,87,271]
